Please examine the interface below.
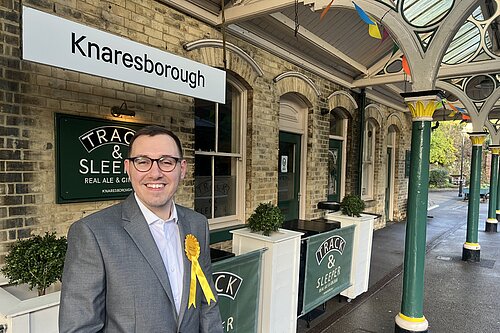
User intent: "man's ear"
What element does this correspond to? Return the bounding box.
[180,159,187,180]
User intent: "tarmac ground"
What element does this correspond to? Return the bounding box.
[296,190,500,333]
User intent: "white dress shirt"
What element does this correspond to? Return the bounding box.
[135,194,184,314]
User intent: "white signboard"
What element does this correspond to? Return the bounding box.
[22,6,226,103]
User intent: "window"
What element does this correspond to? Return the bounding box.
[362,119,377,200]
[194,76,246,225]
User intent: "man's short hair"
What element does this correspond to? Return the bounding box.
[128,125,183,158]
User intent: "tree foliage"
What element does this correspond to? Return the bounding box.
[430,122,459,166]
[1,232,67,296]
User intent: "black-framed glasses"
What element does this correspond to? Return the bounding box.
[127,156,181,172]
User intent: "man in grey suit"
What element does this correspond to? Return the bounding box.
[59,125,223,333]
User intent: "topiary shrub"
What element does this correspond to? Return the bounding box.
[247,202,284,236]
[1,232,67,296]
[340,194,365,217]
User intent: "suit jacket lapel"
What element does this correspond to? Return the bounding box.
[121,195,177,320]
[176,205,193,326]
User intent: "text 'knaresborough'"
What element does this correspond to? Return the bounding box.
[71,33,205,89]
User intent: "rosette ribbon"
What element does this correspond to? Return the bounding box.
[185,234,216,308]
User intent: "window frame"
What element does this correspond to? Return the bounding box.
[194,75,247,227]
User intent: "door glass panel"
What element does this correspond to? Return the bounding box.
[278,132,300,221]
[279,142,295,201]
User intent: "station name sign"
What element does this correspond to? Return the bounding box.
[22,6,226,103]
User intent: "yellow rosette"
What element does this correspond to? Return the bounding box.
[185,234,216,308]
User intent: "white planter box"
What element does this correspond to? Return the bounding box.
[325,212,375,300]
[231,228,303,333]
[0,277,60,333]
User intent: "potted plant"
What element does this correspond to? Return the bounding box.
[1,232,67,296]
[325,194,375,300]
[247,202,284,236]
[231,202,303,332]
[340,194,365,217]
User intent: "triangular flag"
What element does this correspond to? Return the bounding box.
[462,114,470,120]
[382,43,400,70]
[320,0,335,20]
[447,102,459,113]
[391,43,399,56]
[353,2,375,25]
[441,99,448,110]
[401,55,411,76]
[373,27,390,51]
[369,23,382,39]
[381,27,390,42]
[448,110,457,118]
[456,105,466,114]
[435,101,443,109]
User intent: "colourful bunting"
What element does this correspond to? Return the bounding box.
[381,28,390,42]
[320,0,335,21]
[353,2,374,25]
[368,22,382,39]
[401,55,411,76]
[444,100,469,120]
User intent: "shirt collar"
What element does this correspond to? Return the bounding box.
[134,193,178,225]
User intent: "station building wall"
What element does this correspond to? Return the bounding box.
[0,0,411,263]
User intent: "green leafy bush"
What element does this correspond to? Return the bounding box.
[340,194,365,217]
[1,232,67,296]
[429,168,449,187]
[247,202,284,236]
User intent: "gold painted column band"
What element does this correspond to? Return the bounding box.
[404,97,440,121]
[469,134,487,146]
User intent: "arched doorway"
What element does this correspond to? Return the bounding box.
[278,93,308,221]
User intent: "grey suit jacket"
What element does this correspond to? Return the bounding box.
[59,194,223,333]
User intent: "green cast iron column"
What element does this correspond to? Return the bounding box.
[486,146,499,232]
[462,133,487,262]
[395,93,439,333]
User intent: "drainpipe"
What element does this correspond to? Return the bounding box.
[356,88,366,196]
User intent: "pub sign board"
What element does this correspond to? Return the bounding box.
[56,113,148,203]
[212,250,263,333]
[301,225,355,316]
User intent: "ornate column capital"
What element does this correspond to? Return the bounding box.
[401,90,442,121]
[489,145,500,155]
[468,132,488,146]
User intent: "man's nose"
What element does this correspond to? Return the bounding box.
[149,160,164,175]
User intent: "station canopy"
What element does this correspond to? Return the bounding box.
[162,0,500,134]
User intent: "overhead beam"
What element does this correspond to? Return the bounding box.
[223,0,296,24]
[438,60,500,79]
[353,73,409,88]
[227,24,354,87]
[269,13,367,73]
[156,0,220,25]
